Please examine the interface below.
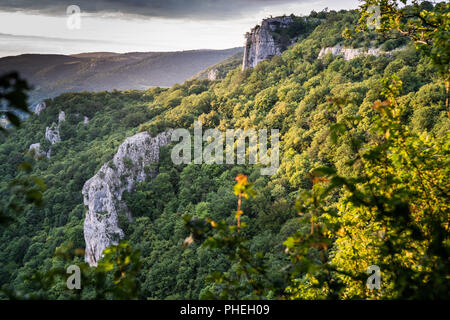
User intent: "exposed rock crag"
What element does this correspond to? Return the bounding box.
[318,44,404,60]
[82,130,173,266]
[29,143,48,158]
[34,102,46,115]
[242,16,294,70]
[58,111,66,122]
[45,111,65,145]
[45,125,61,145]
[29,110,65,158]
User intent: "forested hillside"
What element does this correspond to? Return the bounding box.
[0,5,448,299]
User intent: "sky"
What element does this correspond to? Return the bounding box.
[0,0,360,57]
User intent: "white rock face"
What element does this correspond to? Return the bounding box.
[318,44,404,60]
[82,130,173,266]
[58,111,66,123]
[45,110,65,145]
[34,102,46,115]
[28,109,65,159]
[29,143,46,157]
[84,116,89,124]
[242,16,294,70]
[45,125,61,145]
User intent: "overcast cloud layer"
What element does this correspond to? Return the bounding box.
[0,0,360,57]
[0,0,321,20]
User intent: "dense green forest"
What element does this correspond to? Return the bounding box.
[0,3,448,299]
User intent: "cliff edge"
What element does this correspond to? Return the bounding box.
[82,130,173,266]
[242,16,294,70]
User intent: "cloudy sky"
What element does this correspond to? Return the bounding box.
[0,0,360,57]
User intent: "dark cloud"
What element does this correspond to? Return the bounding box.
[0,0,313,20]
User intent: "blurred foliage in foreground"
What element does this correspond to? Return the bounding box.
[0,72,45,226]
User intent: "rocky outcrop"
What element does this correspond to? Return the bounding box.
[242,16,294,70]
[58,111,66,122]
[84,116,89,124]
[29,143,48,158]
[34,102,46,115]
[318,44,404,60]
[29,110,65,159]
[45,125,61,145]
[45,111,65,145]
[82,130,173,266]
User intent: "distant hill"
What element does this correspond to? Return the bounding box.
[0,48,243,107]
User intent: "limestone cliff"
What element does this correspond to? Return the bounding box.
[242,16,294,70]
[29,143,48,158]
[45,125,61,145]
[29,110,65,159]
[45,111,65,145]
[318,44,404,60]
[34,102,46,115]
[82,130,173,266]
[58,111,66,122]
